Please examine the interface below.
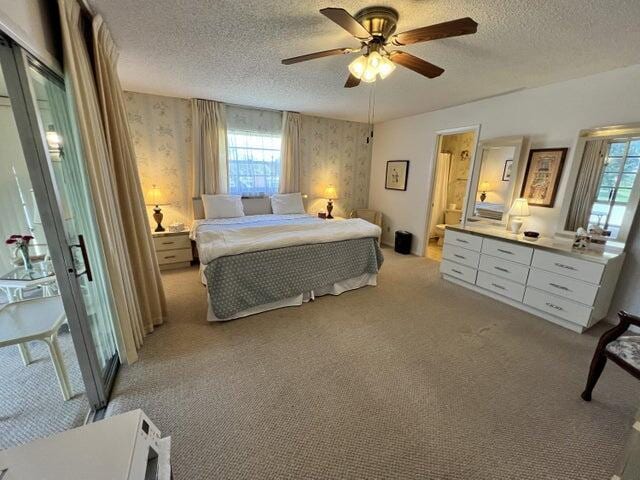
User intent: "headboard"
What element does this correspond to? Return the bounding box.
[192,196,273,220]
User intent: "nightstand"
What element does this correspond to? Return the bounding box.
[152,230,193,270]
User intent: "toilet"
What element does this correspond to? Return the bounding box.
[435,209,462,246]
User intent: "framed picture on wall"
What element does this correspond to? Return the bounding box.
[520,148,568,207]
[502,160,513,181]
[385,160,410,191]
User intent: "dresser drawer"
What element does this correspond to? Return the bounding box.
[479,254,529,284]
[156,248,192,265]
[476,271,525,302]
[528,268,599,306]
[531,250,604,284]
[442,244,480,268]
[523,287,592,326]
[153,234,191,252]
[481,238,533,265]
[444,230,482,252]
[440,260,477,284]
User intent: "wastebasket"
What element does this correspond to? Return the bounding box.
[394,230,412,254]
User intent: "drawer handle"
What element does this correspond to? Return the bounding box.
[491,283,506,290]
[456,238,469,244]
[494,266,510,273]
[545,302,564,312]
[453,254,466,259]
[161,241,175,245]
[549,282,571,292]
[497,248,513,255]
[452,268,463,275]
[164,255,176,259]
[554,262,577,271]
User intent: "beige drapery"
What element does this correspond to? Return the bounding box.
[565,139,606,231]
[428,152,452,238]
[92,17,166,330]
[58,0,163,364]
[192,99,228,196]
[279,111,301,193]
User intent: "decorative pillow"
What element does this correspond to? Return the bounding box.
[271,193,305,215]
[202,194,245,219]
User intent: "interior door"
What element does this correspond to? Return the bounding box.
[0,37,120,409]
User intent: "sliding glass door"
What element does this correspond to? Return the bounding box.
[0,36,119,409]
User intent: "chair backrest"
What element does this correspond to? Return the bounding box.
[352,208,382,228]
[193,196,272,220]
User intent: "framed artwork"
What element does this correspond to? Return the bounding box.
[385,160,410,191]
[520,148,568,207]
[501,160,513,181]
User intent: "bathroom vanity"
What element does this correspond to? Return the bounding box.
[440,225,625,333]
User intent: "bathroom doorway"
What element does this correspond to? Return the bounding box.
[425,126,480,260]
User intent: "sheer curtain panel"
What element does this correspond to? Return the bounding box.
[279,111,301,193]
[566,139,606,231]
[192,99,228,197]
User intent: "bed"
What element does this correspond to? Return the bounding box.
[474,201,504,220]
[190,196,383,321]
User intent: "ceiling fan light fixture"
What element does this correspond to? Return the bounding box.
[361,65,378,83]
[348,55,368,79]
[367,51,382,69]
[378,56,396,79]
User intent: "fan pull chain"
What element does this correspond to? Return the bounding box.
[366,83,376,144]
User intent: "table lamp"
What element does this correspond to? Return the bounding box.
[479,181,492,202]
[145,185,169,232]
[323,185,338,219]
[508,198,530,233]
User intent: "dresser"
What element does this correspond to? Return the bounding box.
[152,230,193,271]
[440,226,625,333]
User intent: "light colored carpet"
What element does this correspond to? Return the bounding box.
[0,328,88,449]
[107,248,639,479]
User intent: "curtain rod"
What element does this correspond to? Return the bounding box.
[219,100,299,115]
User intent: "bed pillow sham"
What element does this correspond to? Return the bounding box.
[271,193,305,215]
[202,194,245,219]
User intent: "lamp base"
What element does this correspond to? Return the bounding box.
[510,217,524,234]
[153,206,165,232]
[480,192,487,202]
[326,200,334,219]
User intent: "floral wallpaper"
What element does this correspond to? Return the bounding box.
[124,91,373,224]
[124,91,192,227]
[300,116,372,217]
[441,131,476,210]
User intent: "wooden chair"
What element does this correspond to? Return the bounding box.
[581,311,640,401]
[351,209,382,243]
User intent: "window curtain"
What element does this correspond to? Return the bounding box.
[192,99,227,197]
[428,153,452,238]
[58,0,159,364]
[565,139,606,231]
[279,111,301,193]
[92,17,166,332]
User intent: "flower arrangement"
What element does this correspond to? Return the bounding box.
[5,234,35,271]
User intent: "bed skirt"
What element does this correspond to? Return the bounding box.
[206,272,377,322]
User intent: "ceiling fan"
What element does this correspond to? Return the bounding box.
[282,7,478,87]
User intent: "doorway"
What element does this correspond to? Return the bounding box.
[425,127,479,261]
[0,35,119,446]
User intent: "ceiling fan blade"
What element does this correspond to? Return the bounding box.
[390,51,444,78]
[320,7,371,40]
[282,48,352,65]
[344,74,361,88]
[391,17,478,46]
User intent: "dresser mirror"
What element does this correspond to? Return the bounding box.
[465,136,526,226]
[558,124,640,247]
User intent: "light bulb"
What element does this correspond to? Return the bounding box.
[361,66,377,83]
[367,51,382,70]
[348,55,368,79]
[378,56,396,79]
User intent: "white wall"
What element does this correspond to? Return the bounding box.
[369,64,640,317]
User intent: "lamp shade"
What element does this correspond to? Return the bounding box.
[146,185,169,206]
[324,185,338,199]
[479,181,492,192]
[509,198,530,217]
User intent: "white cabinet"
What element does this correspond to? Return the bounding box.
[440,227,625,333]
[152,230,193,270]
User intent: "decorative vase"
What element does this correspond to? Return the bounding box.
[18,244,32,271]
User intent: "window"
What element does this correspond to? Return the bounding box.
[588,138,640,238]
[226,106,282,196]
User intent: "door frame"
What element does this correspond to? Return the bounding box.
[0,35,117,409]
[423,125,481,257]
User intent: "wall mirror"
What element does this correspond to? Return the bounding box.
[465,136,526,225]
[558,124,640,247]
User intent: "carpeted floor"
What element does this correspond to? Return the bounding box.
[0,328,88,449]
[107,248,638,479]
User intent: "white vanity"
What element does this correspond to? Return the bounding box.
[440,225,625,333]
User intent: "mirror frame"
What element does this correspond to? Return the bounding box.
[556,123,640,249]
[464,136,527,227]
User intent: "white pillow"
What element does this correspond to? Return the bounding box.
[271,193,305,215]
[202,194,245,219]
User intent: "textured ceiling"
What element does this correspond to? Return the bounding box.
[89,0,640,123]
